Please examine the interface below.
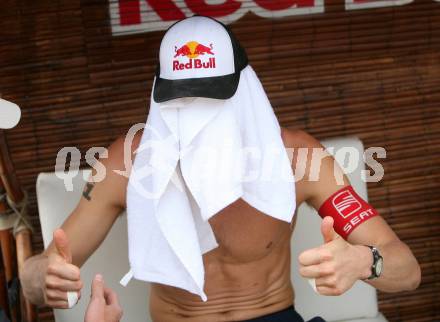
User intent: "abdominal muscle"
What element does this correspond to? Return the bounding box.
[149,199,297,322]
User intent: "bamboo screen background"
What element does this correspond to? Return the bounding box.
[1,0,439,321]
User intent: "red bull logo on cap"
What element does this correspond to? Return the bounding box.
[173,41,216,71]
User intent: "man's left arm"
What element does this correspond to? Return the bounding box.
[295,132,421,295]
[348,216,421,292]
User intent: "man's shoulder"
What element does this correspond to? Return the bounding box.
[280,128,323,150]
[106,129,143,162]
[85,129,143,208]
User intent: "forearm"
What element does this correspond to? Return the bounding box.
[22,254,49,305]
[355,240,421,292]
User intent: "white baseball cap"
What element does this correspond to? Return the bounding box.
[0,99,21,129]
[153,16,248,103]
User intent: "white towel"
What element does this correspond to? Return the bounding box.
[124,66,296,301]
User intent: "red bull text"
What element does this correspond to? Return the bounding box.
[173,58,216,71]
[110,0,438,36]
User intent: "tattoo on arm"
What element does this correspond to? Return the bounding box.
[83,182,95,201]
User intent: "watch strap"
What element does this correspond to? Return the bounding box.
[365,245,382,280]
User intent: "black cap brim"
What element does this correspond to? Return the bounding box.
[153,72,241,103]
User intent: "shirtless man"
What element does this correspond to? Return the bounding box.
[21,16,420,322]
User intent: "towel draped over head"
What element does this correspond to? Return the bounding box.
[123,65,296,301]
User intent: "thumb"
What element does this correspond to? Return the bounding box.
[321,216,338,243]
[91,274,105,300]
[53,228,72,263]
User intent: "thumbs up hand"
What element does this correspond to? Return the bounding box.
[43,229,83,308]
[298,217,371,296]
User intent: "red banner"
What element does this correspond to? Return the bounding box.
[109,0,323,35]
[109,0,432,36]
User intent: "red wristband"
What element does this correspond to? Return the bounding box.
[318,186,378,239]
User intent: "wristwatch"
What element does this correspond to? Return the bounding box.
[365,245,383,280]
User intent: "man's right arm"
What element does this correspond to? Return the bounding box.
[22,133,141,307]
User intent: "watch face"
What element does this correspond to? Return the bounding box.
[375,257,384,276]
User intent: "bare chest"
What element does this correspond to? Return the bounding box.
[207,199,294,262]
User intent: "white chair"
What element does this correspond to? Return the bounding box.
[36,136,387,322]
